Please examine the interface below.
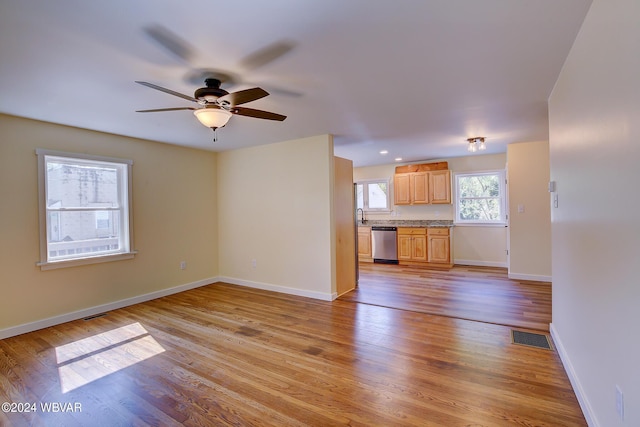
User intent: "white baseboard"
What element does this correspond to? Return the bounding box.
[508,272,552,282]
[550,323,598,427]
[454,259,507,268]
[218,276,336,301]
[0,277,219,340]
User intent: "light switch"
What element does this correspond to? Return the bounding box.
[517,204,525,213]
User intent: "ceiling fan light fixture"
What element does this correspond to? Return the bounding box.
[193,108,232,129]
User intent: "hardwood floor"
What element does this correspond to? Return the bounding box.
[0,280,584,426]
[343,263,552,331]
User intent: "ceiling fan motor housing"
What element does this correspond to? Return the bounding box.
[194,78,229,103]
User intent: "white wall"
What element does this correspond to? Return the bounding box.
[507,141,552,280]
[548,0,640,425]
[216,135,336,300]
[354,153,508,267]
[0,115,218,336]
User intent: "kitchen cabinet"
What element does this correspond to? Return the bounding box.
[429,170,451,204]
[398,227,452,268]
[394,172,429,205]
[427,228,451,264]
[357,226,372,262]
[397,228,427,262]
[393,163,450,206]
[394,173,411,205]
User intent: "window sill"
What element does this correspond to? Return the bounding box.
[363,210,392,214]
[37,251,137,271]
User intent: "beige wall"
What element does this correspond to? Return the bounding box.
[216,135,336,300]
[507,141,551,280]
[354,153,507,266]
[549,0,640,425]
[0,114,218,336]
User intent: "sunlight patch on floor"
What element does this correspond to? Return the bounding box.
[55,322,165,393]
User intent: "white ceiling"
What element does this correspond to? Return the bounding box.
[0,0,591,167]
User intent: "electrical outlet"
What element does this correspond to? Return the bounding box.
[180,261,186,270]
[251,259,257,269]
[616,385,624,420]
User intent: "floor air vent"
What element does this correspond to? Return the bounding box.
[511,330,552,350]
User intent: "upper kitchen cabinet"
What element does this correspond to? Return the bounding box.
[429,170,451,204]
[394,172,429,205]
[394,162,451,205]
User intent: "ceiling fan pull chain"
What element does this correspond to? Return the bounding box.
[212,127,218,142]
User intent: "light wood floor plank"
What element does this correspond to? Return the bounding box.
[343,263,552,331]
[0,272,584,426]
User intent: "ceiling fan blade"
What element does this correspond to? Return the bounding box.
[136,107,197,113]
[135,81,198,103]
[217,87,269,107]
[238,40,295,71]
[233,106,287,121]
[143,24,196,63]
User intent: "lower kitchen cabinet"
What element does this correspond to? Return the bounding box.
[357,226,372,262]
[397,228,427,262]
[427,228,451,264]
[398,227,452,268]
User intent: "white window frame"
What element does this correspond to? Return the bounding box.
[454,170,507,226]
[36,149,136,270]
[356,178,391,213]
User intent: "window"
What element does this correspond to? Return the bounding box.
[454,170,506,225]
[356,179,390,212]
[36,149,135,269]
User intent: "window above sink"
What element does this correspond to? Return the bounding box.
[356,179,391,213]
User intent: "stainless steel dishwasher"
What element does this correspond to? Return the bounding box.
[371,226,398,264]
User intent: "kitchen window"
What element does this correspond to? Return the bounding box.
[454,170,506,225]
[36,149,135,270]
[356,179,390,212]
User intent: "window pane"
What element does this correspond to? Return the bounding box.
[46,161,120,208]
[458,175,500,198]
[458,198,501,221]
[37,150,133,267]
[455,170,505,224]
[95,211,110,229]
[367,182,388,209]
[47,210,121,259]
[356,184,364,210]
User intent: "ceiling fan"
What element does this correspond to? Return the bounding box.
[135,77,286,141]
[142,24,300,97]
[137,24,294,141]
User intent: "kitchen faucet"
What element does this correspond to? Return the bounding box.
[356,208,366,224]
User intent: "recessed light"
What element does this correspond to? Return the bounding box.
[395,157,403,162]
[379,150,388,155]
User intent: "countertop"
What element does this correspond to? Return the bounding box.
[357,220,453,228]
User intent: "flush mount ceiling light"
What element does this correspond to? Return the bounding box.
[467,137,486,153]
